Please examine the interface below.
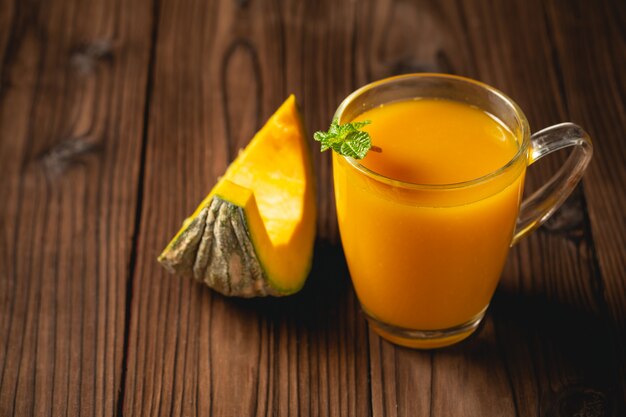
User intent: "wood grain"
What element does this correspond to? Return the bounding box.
[546,0,626,406]
[122,0,370,415]
[0,0,152,416]
[353,0,625,416]
[1,0,624,416]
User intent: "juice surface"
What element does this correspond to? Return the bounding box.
[354,99,518,184]
[334,98,526,332]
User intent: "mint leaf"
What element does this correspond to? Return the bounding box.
[340,131,371,159]
[313,118,373,159]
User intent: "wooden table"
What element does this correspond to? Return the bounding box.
[1,0,625,415]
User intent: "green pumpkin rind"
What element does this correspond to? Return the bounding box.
[158,197,278,297]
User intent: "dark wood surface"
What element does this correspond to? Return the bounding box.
[1,0,625,416]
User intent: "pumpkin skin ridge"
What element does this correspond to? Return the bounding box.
[228,201,278,296]
[192,201,217,285]
[158,208,209,276]
[202,197,276,297]
[158,200,310,297]
[212,190,301,296]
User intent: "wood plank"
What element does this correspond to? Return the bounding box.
[357,0,625,416]
[546,0,626,406]
[460,0,624,413]
[0,0,152,415]
[1,0,623,416]
[123,0,370,415]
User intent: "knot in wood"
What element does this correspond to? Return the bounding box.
[40,136,100,178]
[70,39,114,74]
[546,386,610,417]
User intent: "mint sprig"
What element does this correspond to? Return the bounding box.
[314,119,372,159]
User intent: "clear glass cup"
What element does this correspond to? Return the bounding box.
[332,74,593,349]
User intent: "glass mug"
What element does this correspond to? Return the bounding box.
[332,74,593,349]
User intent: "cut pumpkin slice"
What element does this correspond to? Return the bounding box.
[158,95,316,297]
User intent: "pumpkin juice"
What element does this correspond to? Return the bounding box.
[333,99,526,342]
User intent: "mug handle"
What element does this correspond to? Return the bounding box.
[512,122,593,245]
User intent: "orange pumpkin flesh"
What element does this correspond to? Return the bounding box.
[158,95,316,296]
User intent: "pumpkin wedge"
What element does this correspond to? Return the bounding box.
[158,95,316,297]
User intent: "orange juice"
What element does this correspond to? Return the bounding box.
[333,99,526,347]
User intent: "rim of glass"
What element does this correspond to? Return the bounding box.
[333,73,531,190]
